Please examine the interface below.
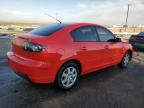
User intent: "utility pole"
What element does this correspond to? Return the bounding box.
[124,4,130,32]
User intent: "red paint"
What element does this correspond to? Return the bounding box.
[7,23,133,83]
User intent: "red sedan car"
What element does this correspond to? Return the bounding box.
[7,23,133,90]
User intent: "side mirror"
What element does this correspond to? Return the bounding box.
[108,38,122,42]
[115,37,122,42]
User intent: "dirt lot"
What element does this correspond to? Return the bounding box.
[0,52,144,108]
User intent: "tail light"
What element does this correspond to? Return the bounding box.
[23,42,45,52]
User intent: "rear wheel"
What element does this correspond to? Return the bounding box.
[119,52,131,68]
[56,62,80,90]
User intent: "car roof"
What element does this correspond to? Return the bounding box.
[64,22,101,26]
[48,22,102,27]
[57,23,105,30]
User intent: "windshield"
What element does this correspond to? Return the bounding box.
[29,24,69,36]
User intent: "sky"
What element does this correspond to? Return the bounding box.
[0,0,144,25]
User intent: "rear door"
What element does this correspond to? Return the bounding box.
[71,26,107,73]
[96,26,123,64]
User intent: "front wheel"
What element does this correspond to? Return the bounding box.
[119,52,131,68]
[56,62,80,90]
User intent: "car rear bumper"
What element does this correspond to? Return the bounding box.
[7,51,55,83]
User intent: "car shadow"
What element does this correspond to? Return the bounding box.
[0,62,135,108]
[27,68,120,97]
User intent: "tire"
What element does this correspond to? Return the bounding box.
[56,62,80,90]
[119,52,131,68]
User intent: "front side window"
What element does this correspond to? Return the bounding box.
[71,26,98,42]
[97,27,115,42]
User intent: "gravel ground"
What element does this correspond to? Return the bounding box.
[0,38,11,57]
[0,52,144,108]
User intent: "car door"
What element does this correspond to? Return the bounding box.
[96,26,123,65]
[71,26,108,74]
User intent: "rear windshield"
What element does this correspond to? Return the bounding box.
[29,24,69,36]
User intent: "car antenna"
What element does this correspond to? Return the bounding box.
[44,12,62,24]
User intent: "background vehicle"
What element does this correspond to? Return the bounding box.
[7,23,133,90]
[0,34,13,39]
[129,32,144,50]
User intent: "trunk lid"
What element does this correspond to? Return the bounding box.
[12,34,49,61]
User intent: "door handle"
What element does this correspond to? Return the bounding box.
[80,46,87,51]
[104,45,109,49]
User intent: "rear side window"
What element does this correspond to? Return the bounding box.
[97,27,115,42]
[71,26,98,42]
[29,24,69,36]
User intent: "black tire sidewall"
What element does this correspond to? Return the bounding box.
[120,52,130,68]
